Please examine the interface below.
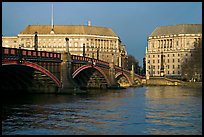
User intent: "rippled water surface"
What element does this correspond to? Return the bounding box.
[2,86,202,135]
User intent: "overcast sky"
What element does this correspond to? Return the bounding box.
[2,2,202,65]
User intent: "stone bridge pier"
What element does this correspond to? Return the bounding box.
[60,53,78,93]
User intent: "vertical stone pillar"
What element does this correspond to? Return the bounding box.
[83,44,85,57]
[160,51,164,77]
[60,38,78,93]
[109,54,116,86]
[34,32,38,51]
[130,64,135,85]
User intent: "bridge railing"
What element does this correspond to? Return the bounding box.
[115,66,131,73]
[115,65,145,79]
[71,55,109,67]
[2,47,61,62]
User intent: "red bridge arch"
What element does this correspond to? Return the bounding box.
[2,60,62,88]
[72,65,111,86]
[115,72,132,85]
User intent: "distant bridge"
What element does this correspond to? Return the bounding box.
[2,47,144,93]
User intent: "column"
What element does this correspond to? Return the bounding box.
[167,39,169,48]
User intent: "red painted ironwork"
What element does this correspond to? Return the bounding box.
[2,60,18,65]
[33,51,36,56]
[28,51,31,56]
[22,51,27,56]
[11,49,15,54]
[2,60,62,88]
[4,49,9,54]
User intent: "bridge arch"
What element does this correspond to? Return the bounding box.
[72,65,111,87]
[133,76,142,84]
[115,72,132,86]
[2,60,61,88]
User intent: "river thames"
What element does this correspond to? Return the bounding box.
[2,86,202,135]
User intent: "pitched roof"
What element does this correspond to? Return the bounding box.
[19,25,118,37]
[150,24,202,36]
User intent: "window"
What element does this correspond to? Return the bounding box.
[176,41,179,46]
[148,60,150,64]
[172,59,174,63]
[173,65,174,69]
[178,65,180,69]
[173,71,175,74]
[173,54,174,57]
[74,42,78,47]
[158,59,160,63]
[178,59,180,62]
[187,41,190,45]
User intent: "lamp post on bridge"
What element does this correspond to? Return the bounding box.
[34,32,38,51]
[97,48,99,60]
[65,37,70,54]
[65,37,72,67]
[83,44,86,57]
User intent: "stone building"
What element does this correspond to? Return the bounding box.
[2,24,127,67]
[145,24,202,79]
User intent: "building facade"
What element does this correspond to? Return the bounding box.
[145,24,202,79]
[2,24,127,67]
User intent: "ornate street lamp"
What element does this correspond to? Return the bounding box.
[65,37,69,53]
[34,32,38,51]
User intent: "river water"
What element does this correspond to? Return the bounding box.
[2,86,202,135]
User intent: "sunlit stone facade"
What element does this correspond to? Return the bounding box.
[2,25,127,67]
[145,24,202,79]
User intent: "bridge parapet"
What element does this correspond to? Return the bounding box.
[2,47,61,62]
[71,55,109,68]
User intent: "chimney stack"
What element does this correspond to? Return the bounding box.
[88,20,91,26]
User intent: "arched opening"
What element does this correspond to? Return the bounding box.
[73,65,110,89]
[115,72,132,87]
[2,62,60,94]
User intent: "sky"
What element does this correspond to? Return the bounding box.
[2,2,202,65]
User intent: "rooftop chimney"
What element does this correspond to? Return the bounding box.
[88,20,91,26]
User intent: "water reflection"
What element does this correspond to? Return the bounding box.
[145,86,202,135]
[2,87,202,135]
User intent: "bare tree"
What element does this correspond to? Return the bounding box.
[127,54,141,74]
[181,39,202,81]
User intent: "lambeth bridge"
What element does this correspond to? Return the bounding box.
[2,47,144,93]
